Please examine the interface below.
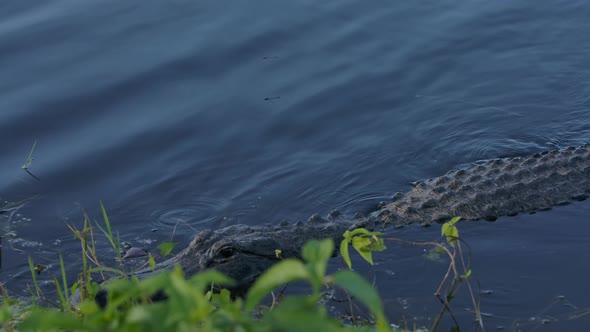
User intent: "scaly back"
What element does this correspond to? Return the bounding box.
[377,145,590,226]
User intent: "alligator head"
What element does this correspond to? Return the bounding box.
[141,212,371,296]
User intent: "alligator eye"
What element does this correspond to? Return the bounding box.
[217,247,235,259]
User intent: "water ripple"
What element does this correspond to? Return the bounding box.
[150,197,224,231]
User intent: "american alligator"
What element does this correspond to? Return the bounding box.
[133,144,590,296]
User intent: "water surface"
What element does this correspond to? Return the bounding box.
[1,1,590,330]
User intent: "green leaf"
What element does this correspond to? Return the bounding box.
[59,255,69,303]
[424,247,445,262]
[442,217,460,246]
[219,288,231,304]
[170,271,201,299]
[366,235,387,252]
[87,281,100,297]
[96,201,120,254]
[0,303,13,324]
[448,216,461,226]
[100,201,112,237]
[331,271,389,332]
[70,281,79,296]
[165,269,216,324]
[127,305,152,323]
[443,225,457,238]
[148,253,156,270]
[441,222,450,237]
[462,269,472,279]
[342,231,352,242]
[343,230,353,242]
[442,224,459,246]
[53,277,67,311]
[78,299,100,316]
[157,242,177,257]
[340,239,352,269]
[302,240,334,292]
[264,296,346,332]
[190,270,236,291]
[245,259,310,311]
[19,309,84,330]
[357,249,374,266]
[301,239,334,265]
[28,257,41,299]
[347,228,373,238]
[103,278,142,309]
[352,237,374,265]
[351,236,372,250]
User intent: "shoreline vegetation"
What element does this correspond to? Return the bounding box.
[1,200,486,332]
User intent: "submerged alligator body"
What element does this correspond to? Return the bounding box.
[139,144,590,294]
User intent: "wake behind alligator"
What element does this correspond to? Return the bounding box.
[137,144,590,294]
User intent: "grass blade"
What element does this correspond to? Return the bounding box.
[27,257,41,299]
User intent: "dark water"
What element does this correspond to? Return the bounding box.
[2,1,590,330]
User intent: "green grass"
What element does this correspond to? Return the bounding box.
[21,140,40,181]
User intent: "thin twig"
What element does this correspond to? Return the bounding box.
[384,235,482,331]
[457,242,484,330]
